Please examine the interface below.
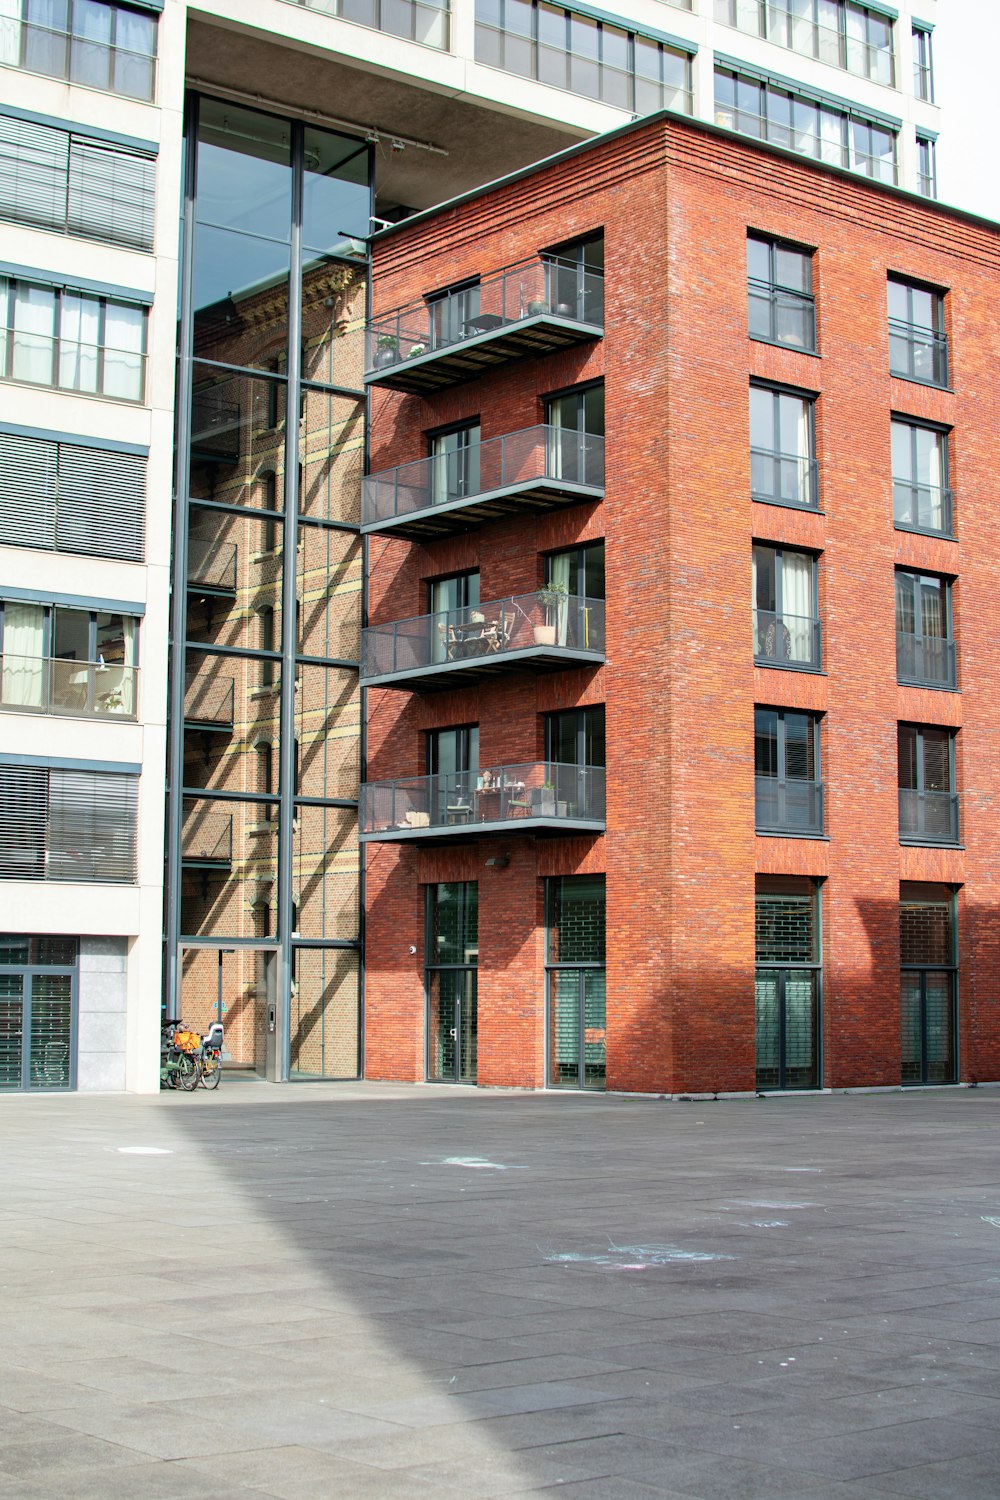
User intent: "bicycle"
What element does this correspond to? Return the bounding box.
[160,1019,200,1091]
[197,1022,224,1089]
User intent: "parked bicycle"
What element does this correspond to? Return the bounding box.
[197,1022,224,1090]
[160,1018,224,1091]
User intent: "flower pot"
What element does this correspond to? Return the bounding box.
[374,347,396,369]
[533,624,556,645]
[527,300,547,316]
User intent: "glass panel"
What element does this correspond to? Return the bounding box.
[300,390,365,525]
[900,971,922,1083]
[922,728,950,792]
[924,972,954,1083]
[12,283,55,385]
[189,365,287,509]
[897,725,918,790]
[583,969,606,1088]
[294,664,360,800]
[427,968,476,1082]
[0,973,23,1087]
[298,529,363,661]
[901,900,951,966]
[755,969,779,1089]
[756,891,815,963]
[29,973,71,1088]
[1,602,45,708]
[784,713,814,779]
[70,0,112,88]
[302,258,366,390]
[289,948,359,1077]
[754,707,778,777]
[783,969,817,1087]
[549,969,580,1087]
[302,127,369,257]
[102,302,144,401]
[292,805,359,940]
[548,875,605,963]
[113,7,156,100]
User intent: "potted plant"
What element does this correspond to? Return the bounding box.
[527,298,547,316]
[374,333,398,369]
[533,578,568,645]
[407,341,427,358]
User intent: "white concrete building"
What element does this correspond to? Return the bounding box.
[0,0,941,1090]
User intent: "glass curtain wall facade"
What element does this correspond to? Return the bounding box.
[167,95,371,1078]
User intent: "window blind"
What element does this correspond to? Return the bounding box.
[0,431,146,561]
[0,764,138,883]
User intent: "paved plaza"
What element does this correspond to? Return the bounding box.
[2,1083,1000,1498]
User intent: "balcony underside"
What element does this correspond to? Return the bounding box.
[363,644,604,692]
[181,855,232,870]
[360,815,605,845]
[366,316,602,395]
[184,718,234,733]
[363,478,603,540]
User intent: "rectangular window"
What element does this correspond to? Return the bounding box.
[428,281,480,351]
[425,882,478,1083]
[718,1,893,85]
[888,278,948,387]
[0,600,139,718]
[754,707,823,835]
[755,875,821,1090]
[428,571,480,664]
[750,385,817,509]
[912,25,934,101]
[898,724,959,846]
[0,431,145,560]
[0,277,146,401]
[546,874,606,1090]
[900,882,955,1085]
[753,545,820,670]
[545,705,605,767]
[891,419,950,536]
[545,380,604,487]
[895,572,955,690]
[916,136,936,199]
[429,422,481,505]
[3,0,158,101]
[544,236,605,325]
[747,235,815,352]
[0,762,138,882]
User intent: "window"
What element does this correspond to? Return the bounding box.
[428,281,480,350]
[0,277,146,401]
[546,542,604,599]
[888,278,948,387]
[900,883,955,1085]
[912,24,934,101]
[754,708,823,834]
[254,741,274,822]
[716,0,894,86]
[546,875,606,1090]
[425,882,478,1083]
[916,136,936,199]
[545,381,604,487]
[429,422,480,505]
[750,386,817,509]
[427,725,479,824]
[475,0,692,113]
[545,705,605,768]
[0,934,78,1091]
[891,419,951,536]
[428,571,480,664]
[0,430,145,561]
[258,605,275,687]
[715,67,897,183]
[747,235,815,352]
[0,0,158,101]
[753,546,820,670]
[898,724,959,846]
[0,762,138,882]
[0,601,138,718]
[895,572,955,690]
[755,876,821,1090]
[309,0,449,49]
[544,236,605,324]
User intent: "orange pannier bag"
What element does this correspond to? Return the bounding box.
[174,1030,201,1053]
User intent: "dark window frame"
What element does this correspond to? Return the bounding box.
[747,232,817,353]
[752,543,821,672]
[750,380,819,510]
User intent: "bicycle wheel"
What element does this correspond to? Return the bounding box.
[177,1052,200,1091]
[200,1053,221,1090]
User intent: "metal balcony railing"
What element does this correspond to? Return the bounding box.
[0,325,146,403]
[892,481,953,536]
[183,670,236,727]
[287,0,450,49]
[755,776,824,836]
[899,789,960,846]
[366,255,604,389]
[896,633,957,690]
[362,593,605,685]
[716,103,897,184]
[190,387,241,463]
[748,280,816,351]
[715,1,894,86]
[181,803,233,866]
[889,318,949,387]
[187,539,237,594]
[0,14,157,100]
[362,424,605,532]
[0,655,138,718]
[751,450,819,509]
[753,610,821,671]
[361,761,606,839]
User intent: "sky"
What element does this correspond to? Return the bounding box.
[933,0,999,222]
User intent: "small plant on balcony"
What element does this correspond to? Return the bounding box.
[407,342,427,358]
[534,579,569,645]
[374,333,399,369]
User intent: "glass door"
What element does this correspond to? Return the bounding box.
[0,969,74,1089]
[428,969,478,1083]
[546,385,604,486]
[548,968,606,1088]
[901,970,955,1084]
[429,573,480,664]
[755,967,818,1089]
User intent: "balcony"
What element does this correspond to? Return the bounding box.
[190,386,241,465]
[187,539,237,597]
[181,803,233,869]
[897,633,957,691]
[184,670,236,730]
[362,592,605,690]
[365,256,604,395]
[751,450,819,510]
[889,319,949,388]
[360,761,606,842]
[0,13,157,100]
[893,481,953,537]
[754,610,821,672]
[755,777,824,836]
[363,424,604,538]
[0,656,138,718]
[899,789,960,847]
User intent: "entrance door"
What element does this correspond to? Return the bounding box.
[901,970,955,1084]
[755,967,818,1089]
[0,971,74,1090]
[549,969,606,1089]
[427,968,477,1083]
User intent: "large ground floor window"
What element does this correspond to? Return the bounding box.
[546,874,605,1089]
[426,882,478,1083]
[0,934,77,1089]
[901,884,957,1085]
[755,877,821,1090]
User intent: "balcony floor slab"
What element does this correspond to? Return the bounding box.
[360,816,605,844]
[365,315,602,395]
[361,645,604,691]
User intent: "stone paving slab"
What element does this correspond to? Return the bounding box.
[2,1083,1000,1497]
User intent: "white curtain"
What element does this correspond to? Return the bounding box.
[549,553,571,645]
[782,553,812,662]
[100,301,144,401]
[1,603,45,707]
[0,0,19,68]
[119,617,137,715]
[919,428,942,530]
[819,106,843,166]
[58,293,100,393]
[12,284,55,384]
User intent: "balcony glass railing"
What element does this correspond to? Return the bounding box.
[361,761,606,837]
[896,633,956,690]
[187,539,238,593]
[899,789,960,846]
[0,655,137,718]
[753,610,821,671]
[184,670,236,726]
[889,318,948,387]
[715,1,894,87]
[287,0,449,49]
[366,256,604,375]
[748,280,816,351]
[751,449,819,509]
[0,13,157,101]
[892,481,952,537]
[362,592,605,681]
[181,803,233,865]
[755,776,824,835]
[0,326,146,403]
[363,424,605,528]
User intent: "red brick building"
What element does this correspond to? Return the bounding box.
[359,111,999,1095]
